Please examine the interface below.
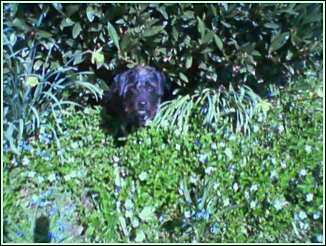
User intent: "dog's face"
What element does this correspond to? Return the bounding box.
[112,65,166,126]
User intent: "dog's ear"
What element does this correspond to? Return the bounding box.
[112,71,129,96]
[155,71,166,96]
[157,71,173,99]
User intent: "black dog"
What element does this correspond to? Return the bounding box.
[103,65,168,133]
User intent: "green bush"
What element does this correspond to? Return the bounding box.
[4,3,322,88]
[3,4,103,155]
[3,77,323,243]
[154,84,261,134]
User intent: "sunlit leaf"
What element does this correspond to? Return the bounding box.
[26,75,39,87]
[197,17,206,38]
[269,32,290,53]
[135,230,146,242]
[86,6,95,22]
[179,72,189,83]
[186,56,193,69]
[142,26,164,37]
[72,22,82,39]
[139,206,154,221]
[107,22,120,50]
[214,34,224,52]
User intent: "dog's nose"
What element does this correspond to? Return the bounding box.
[138,101,147,107]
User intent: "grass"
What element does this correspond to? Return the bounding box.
[2,77,323,243]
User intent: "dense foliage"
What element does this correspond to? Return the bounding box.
[4,3,322,87]
[2,3,323,243]
[3,3,322,154]
[3,77,323,243]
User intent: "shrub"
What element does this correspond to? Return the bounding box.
[154,84,261,134]
[5,3,322,87]
[3,4,103,155]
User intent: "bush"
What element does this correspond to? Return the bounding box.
[4,3,322,88]
[3,4,103,155]
[154,84,261,134]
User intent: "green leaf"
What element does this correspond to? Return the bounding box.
[214,34,224,52]
[60,18,75,30]
[302,11,322,24]
[264,22,279,29]
[156,6,168,19]
[142,26,164,37]
[180,178,192,204]
[315,88,323,98]
[200,47,214,54]
[197,17,206,38]
[131,218,140,228]
[36,31,52,39]
[185,56,193,69]
[30,106,40,129]
[135,230,146,242]
[72,22,82,39]
[139,206,154,221]
[26,75,39,87]
[66,4,80,16]
[183,10,195,19]
[9,33,17,46]
[221,20,231,28]
[120,35,139,51]
[224,148,233,160]
[118,216,129,237]
[179,72,189,83]
[107,22,120,50]
[18,119,24,141]
[202,31,214,44]
[124,199,134,210]
[91,49,105,68]
[86,6,95,22]
[269,32,290,53]
[139,171,148,181]
[52,3,63,13]
[12,18,31,31]
[252,50,262,57]
[73,52,84,65]
[8,3,18,17]
[256,100,272,113]
[33,60,43,71]
[5,123,20,155]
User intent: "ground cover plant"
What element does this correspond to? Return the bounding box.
[3,75,323,243]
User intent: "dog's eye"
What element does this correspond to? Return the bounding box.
[146,86,154,92]
[127,88,137,96]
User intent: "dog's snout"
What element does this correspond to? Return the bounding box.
[138,101,147,107]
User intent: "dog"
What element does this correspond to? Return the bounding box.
[103,65,169,132]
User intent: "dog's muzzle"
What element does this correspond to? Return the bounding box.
[125,94,159,126]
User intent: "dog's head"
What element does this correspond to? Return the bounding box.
[111,65,167,126]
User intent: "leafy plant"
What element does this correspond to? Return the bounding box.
[153,84,261,134]
[3,75,323,243]
[2,3,323,243]
[5,3,322,88]
[3,7,103,155]
[3,186,84,243]
[3,3,322,138]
